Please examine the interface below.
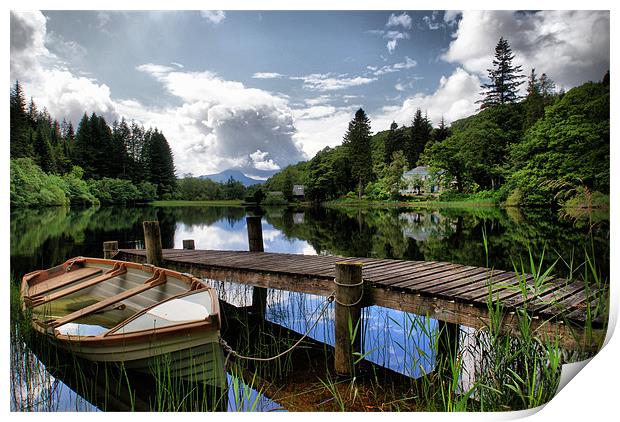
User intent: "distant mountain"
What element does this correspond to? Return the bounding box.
[198,169,268,187]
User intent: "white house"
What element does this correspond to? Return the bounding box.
[401,166,442,195]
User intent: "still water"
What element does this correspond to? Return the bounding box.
[10,204,609,411]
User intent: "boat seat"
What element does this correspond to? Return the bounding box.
[47,270,168,329]
[28,264,128,308]
[28,267,103,297]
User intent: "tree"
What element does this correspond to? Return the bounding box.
[406,108,432,169]
[111,118,132,179]
[478,37,525,109]
[343,108,373,198]
[522,69,544,130]
[384,121,406,165]
[507,81,609,206]
[143,128,176,198]
[433,116,451,143]
[10,81,32,158]
[32,125,56,173]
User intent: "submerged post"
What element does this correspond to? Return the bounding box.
[143,221,163,267]
[334,261,363,376]
[247,216,267,317]
[182,239,195,250]
[103,241,118,259]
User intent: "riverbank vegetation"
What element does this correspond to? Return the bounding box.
[265,38,609,211]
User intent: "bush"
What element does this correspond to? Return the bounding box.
[63,167,99,206]
[10,158,68,207]
[262,194,288,206]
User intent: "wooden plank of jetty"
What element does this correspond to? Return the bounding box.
[114,247,606,351]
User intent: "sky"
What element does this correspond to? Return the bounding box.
[9,8,610,178]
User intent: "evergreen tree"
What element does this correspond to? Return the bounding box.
[478,37,525,109]
[127,121,146,184]
[433,116,450,143]
[343,108,373,198]
[111,118,131,179]
[74,113,96,178]
[143,128,176,198]
[384,121,406,165]
[406,108,432,169]
[27,98,38,130]
[10,81,31,158]
[33,125,56,173]
[522,69,544,130]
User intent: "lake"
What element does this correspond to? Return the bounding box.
[9,204,609,411]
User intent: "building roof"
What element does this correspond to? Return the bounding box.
[403,166,445,177]
[292,185,305,195]
[404,166,431,177]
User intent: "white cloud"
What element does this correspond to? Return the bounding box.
[369,16,411,54]
[136,64,307,174]
[371,56,418,76]
[386,12,412,30]
[292,73,377,91]
[249,150,281,171]
[252,72,284,79]
[200,10,226,25]
[10,11,120,125]
[373,67,481,130]
[442,10,610,90]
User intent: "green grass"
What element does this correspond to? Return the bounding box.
[149,199,244,207]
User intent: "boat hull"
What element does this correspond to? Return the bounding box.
[21,257,228,390]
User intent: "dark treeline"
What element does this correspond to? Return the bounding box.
[10,81,178,207]
[265,37,610,209]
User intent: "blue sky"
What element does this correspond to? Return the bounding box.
[10,9,610,177]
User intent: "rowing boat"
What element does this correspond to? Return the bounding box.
[20,256,227,390]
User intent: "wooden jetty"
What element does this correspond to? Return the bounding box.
[108,218,606,370]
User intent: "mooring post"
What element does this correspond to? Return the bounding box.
[247,216,267,317]
[103,241,118,259]
[334,261,364,376]
[143,220,163,267]
[182,239,195,250]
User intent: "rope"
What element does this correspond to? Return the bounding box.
[219,291,335,366]
[333,278,365,287]
[333,277,365,307]
[65,257,81,272]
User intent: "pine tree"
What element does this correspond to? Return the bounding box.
[433,116,450,143]
[406,108,432,169]
[33,125,56,173]
[111,118,131,179]
[384,121,406,165]
[74,113,96,177]
[343,108,373,198]
[10,81,32,158]
[522,69,544,130]
[143,128,176,198]
[478,37,524,109]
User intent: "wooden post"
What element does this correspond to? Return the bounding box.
[246,216,264,253]
[103,241,118,259]
[182,239,195,250]
[143,221,163,267]
[246,216,267,317]
[334,261,363,376]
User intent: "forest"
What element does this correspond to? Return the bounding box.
[10,37,610,210]
[265,38,610,209]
